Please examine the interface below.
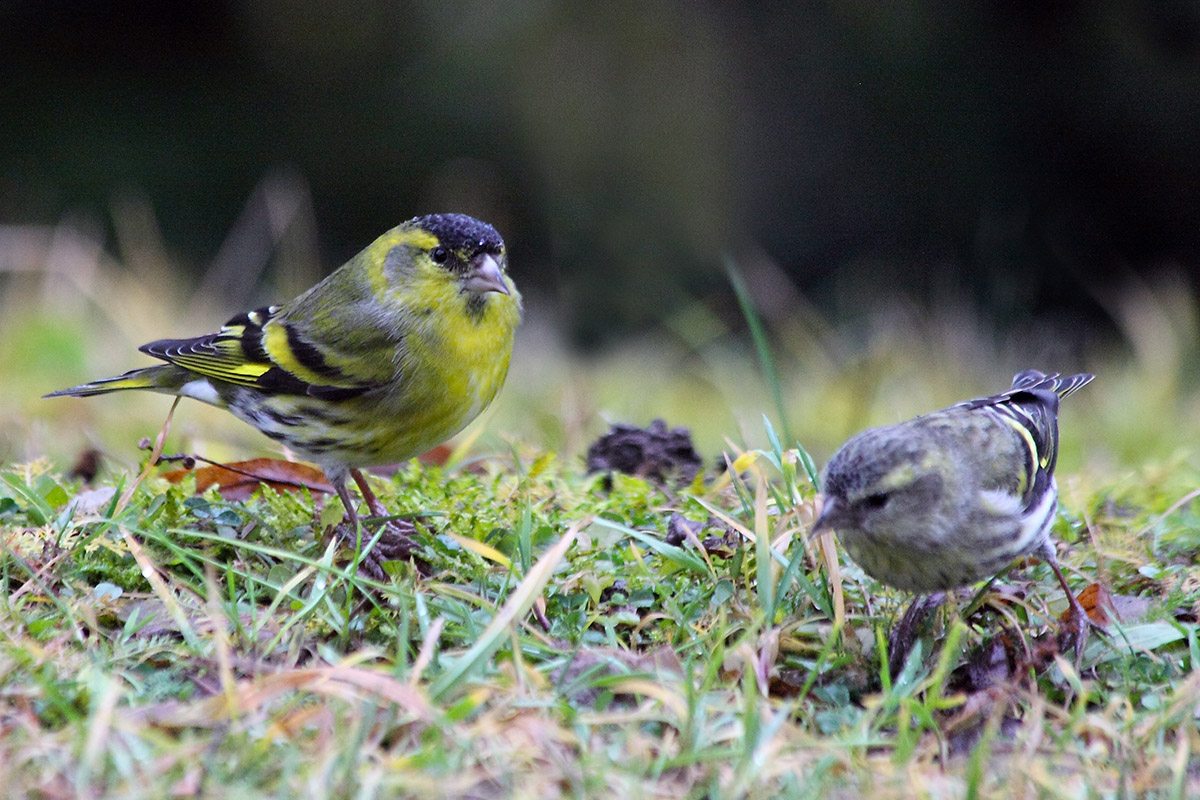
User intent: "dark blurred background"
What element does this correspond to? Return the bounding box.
[3,0,1199,349]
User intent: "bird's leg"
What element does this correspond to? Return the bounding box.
[350,468,391,519]
[333,477,363,529]
[887,592,945,680]
[1042,543,1099,669]
[350,468,420,560]
[328,470,419,580]
[331,477,381,579]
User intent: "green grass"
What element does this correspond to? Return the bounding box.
[1,417,1197,798]
[2,224,1199,797]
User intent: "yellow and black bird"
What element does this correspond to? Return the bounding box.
[48,213,522,575]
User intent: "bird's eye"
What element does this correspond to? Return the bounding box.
[431,247,449,264]
[863,492,890,510]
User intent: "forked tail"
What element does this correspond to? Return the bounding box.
[1010,369,1094,399]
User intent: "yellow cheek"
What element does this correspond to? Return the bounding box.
[365,229,442,298]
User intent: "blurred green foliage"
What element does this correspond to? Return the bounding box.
[3,0,1200,346]
[3,0,1199,473]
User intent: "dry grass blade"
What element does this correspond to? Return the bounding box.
[443,530,512,568]
[817,529,845,629]
[1135,486,1200,538]
[120,524,202,650]
[430,523,579,700]
[409,616,447,687]
[604,678,689,717]
[127,665,432,728]
[115,396,179,513]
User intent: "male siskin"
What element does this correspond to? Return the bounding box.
[48,213,522,576]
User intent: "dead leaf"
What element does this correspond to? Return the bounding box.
[169,766,203,797]
[127,666,432,729]
[664,513,737,556]
[942,687,1022,757]
[65,486,117,517]
[951,636,1014,695]
[768,668,808,697]
[117,597,283,647]
[1068,582,1115,627]
[1080,585,1152,628]
[161,458,334,501]
[418,444,453,466]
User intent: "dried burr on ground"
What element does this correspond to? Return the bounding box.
[585,418,703,487]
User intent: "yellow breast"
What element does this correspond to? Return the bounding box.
[365,283,522,463]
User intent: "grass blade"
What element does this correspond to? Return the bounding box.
[592,517,712,577]
[430,524,577,700]
[725,255,791,444]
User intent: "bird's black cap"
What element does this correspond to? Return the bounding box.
[412,213,503,255]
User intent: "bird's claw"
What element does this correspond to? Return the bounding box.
[1057,599,1105,671]
[335,518,421,580]
[887,592,946,679]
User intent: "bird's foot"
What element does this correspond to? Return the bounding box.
[1057,596,1105,671]
[334,517,422,581]
[887,592,946,679]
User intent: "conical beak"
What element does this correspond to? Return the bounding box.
[810,495,841,536]
[464,253,510,296]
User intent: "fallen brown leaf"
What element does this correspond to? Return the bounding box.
[418,444,453,466]
[951,636,1014,695]
[1068,582,1114,627]
[161,458,334,501]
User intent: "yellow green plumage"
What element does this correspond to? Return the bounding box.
[47,213,522,576]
